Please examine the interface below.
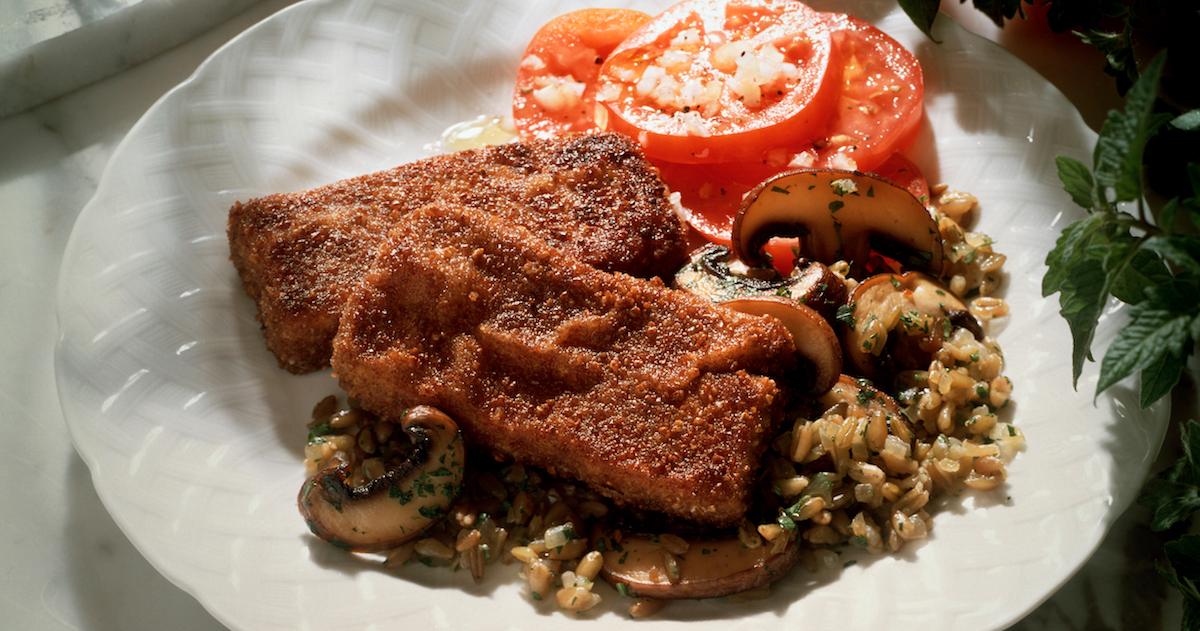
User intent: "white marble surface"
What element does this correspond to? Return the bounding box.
[0,0,262,115]
[0,1,1185,628]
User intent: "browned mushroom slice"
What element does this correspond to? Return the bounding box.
[722,296,842,394]
[598,533,801,600]
[674,243,847,321]
[731,169,943,274]
[298,406,465,552]
[842,272,983,380]
[821,374,905,416]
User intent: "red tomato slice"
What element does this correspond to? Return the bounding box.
[657,160,780,244]
[814,15,924,172]
[596,0,838,164]
[869,152,929,203]
[512,9,652,140]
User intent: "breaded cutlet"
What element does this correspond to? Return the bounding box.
[331,203,796,526]
[228,133,688,373]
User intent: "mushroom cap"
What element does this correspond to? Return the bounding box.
[675,244,847,321]
[731,169,943,274]
[598,532,801,599]
[298,406,465,552]
[722,295,842,395]
[842,272,981,380]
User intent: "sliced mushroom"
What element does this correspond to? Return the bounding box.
[722,296,842,395]
[842,272,983,380]
[820,374,905,416]
[731,169,943,274]
[597,532,801,599]
[675,243,847,321]
[298,406,465,552]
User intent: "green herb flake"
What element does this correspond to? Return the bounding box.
[830,178,857,196]
[771,185,791,195]
[389,486,413,505]
[829,200,845,213]
[418,505,445,520]
[306,422,333,442]
[835,303,857,328]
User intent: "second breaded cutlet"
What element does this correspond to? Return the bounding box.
[331,203,796,526]
[228,133,688,373]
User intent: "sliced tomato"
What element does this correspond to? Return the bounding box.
[869,153,929,203]
[657,160,780,244]
[596,0,838,164]
[512,9,652,140]
[813,15,924,172]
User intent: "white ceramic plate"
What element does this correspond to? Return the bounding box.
[56,1,1169,629]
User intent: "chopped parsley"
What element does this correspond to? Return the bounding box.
[835,302,857,328]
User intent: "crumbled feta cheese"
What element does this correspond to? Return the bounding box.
[520,54,547,71]
[531,76,586,112]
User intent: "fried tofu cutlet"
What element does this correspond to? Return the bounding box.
[228,133,687,373]
[331,204,795,526]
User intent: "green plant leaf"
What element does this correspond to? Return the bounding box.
[1106,242,1171,305]
[1092,52,1167,202]
[1173,109,1200,131]
[1096,305,1192,398]
[1059,257,1109,385]
[899,0,942,40]
[1145,479,1200,532]
[1141,421,1200,530]
[1056,155,1095,209]
[1075,25,1138,93]
[1163,534,1200,602]
[1043,213,1110,297]
[965,0,1022,27]
[1140,348,1187,409]
[1143,235,1200,278]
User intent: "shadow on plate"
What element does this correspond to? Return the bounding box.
[62,456,223,631]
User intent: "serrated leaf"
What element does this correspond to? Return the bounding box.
[899,0,942,40]
[1161,198,1182,235]
[1096,306,1192,397]
[1173,109,1200,131]
[1183,598,1200,631]
[1107,245,1172,305]
[1164,535,1200,602]
[1146,276,1200,314]
[1143,478,1200,531]
[1143,235,1200,278]
[1043,213,1111,297]
[1059,260,1109,385]
[1092,53,1166,202]
[966,0,1022,27]
[1075,24,1138,93]
[1056,155,1095,209]
[1140,349,1187,409]
[1141,421,1200,529]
